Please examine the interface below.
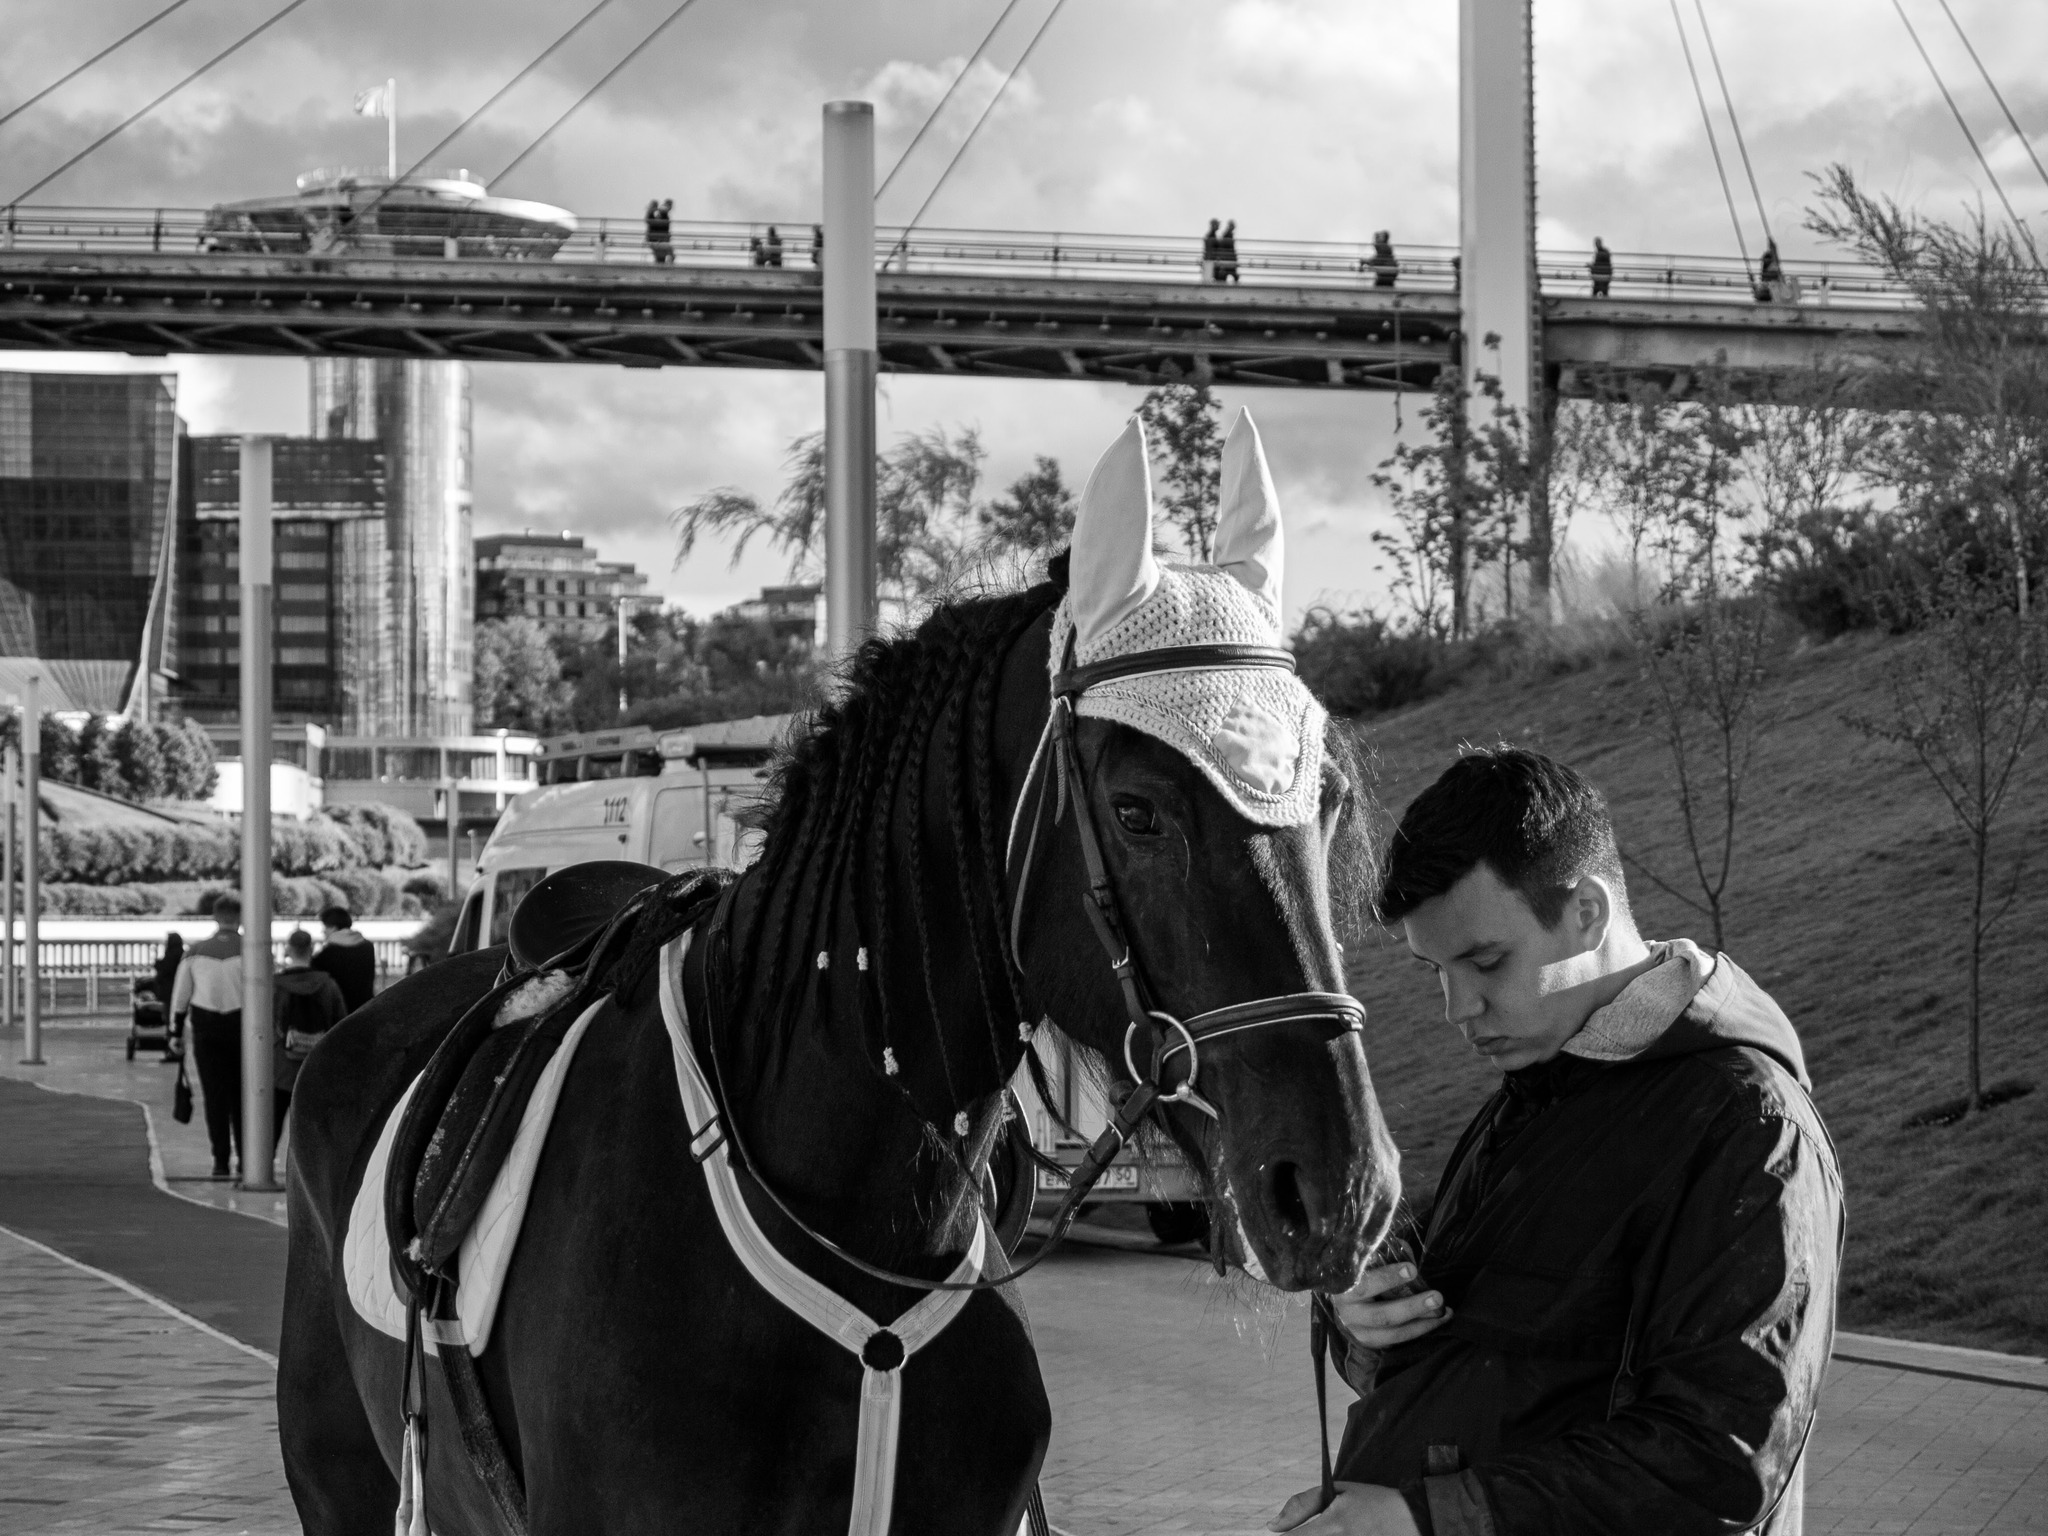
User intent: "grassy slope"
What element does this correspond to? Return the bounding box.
[1338,630,2048,1354]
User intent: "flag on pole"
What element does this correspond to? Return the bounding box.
[353,84,389,118]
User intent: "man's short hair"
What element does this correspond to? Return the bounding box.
[318,905,353,930]
[211,891,242,922]
[1378,746,1629,928]
[285,928,314,957]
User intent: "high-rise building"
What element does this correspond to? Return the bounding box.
[0,372,179,714]
[175,437,391,728]
[475,531,651,644]
[311,358,474,735]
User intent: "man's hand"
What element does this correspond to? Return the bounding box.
[1328,1262,1450,1349]
[1268,1482,1421,1534]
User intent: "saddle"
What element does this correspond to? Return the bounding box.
[381,861,730,1535]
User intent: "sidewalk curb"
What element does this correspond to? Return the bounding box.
[1832,1330,2048,1393]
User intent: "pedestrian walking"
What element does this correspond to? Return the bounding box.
[170,893,261,1179]
[749,235,765,267]
[1757,236,1783,302]
[1201,218,1220,282]
[649,198,674,265]
[810,224,823,268]
[311,905,376,1016]
[644,200,660,261]
[272,930,347,1172]
[1589,236,1613,296]
[763,225,784,268]
[143,931,185,1060]
[1218,219,1240,283]
[1365,230,1399,288]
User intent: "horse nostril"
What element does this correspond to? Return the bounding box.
[1268,1161,1311,1234]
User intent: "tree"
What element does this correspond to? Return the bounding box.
[1846,555,2047,1113]
[76,714,123,794]
[115,714,169,800]
[1370,372,1477,638]
[1136,385,1224,560]
[979,456,1077,568]
[39,712,78,785]
[474,616,570,733]
[157,718,216,800]
[1808,166,2048,621]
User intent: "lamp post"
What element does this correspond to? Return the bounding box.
[239,437,277,1191]
[21,675,41,1066]
[3,742,13,1039]
[822,100,878,663]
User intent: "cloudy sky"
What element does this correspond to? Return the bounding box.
[4,0,2045,620]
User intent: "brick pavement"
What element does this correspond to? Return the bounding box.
[0,1228,295,1536]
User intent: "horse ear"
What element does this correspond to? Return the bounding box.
[1213,408,1283,617]
[1069,416,1160,649]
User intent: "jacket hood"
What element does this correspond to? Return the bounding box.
[276,966,333,995]
[323,928,369,947]
[1561,938,1809,1087]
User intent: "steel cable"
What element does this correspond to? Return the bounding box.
[4,0,322,207]
[1888,0,2041,266]
[894,0,1072,248]
[1691,0,1772,244]
[875,0,1031,206]
[0,0,203,134]
[491,0,709,189]
[360,0,620,218]
[1668,0,1752,276]
[1935,0,2048,198]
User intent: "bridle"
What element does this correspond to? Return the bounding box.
[688,624,1364,1296]
[1005,636,1365,1134]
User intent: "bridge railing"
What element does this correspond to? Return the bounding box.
[0,204,1915,307]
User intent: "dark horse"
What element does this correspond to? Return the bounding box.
[281,564,1399,1534]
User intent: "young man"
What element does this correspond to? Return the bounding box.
[311,904,376,1016]
[1274,747,1842,1536]
[171,893,248,1179]
[271,928,347,1180]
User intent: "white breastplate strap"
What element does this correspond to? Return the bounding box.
[658,936,987,1536]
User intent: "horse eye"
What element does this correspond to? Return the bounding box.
[1112,795,1161,836]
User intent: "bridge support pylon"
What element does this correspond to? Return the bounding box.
[1459,0,1539,422]
[822,101,878,662]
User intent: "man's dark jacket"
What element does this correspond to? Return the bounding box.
[311,927,377,1015]
[1332,944,1844,1536]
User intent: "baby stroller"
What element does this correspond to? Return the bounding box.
[129,981,176,1061]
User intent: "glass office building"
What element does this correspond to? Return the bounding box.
[311,358,474,736]
[0,372,179,714]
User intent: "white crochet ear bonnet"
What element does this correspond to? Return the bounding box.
[1052,409,1326,828]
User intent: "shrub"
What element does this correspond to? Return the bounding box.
[1292,607,1457,717]
[159,720,216,801]
[117,719,169,801]
[77,716,123,795]
[39,713,79,785]
[1758,507,1914,639]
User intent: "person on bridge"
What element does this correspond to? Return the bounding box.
[648,199,674,265]
[1202,218,1221,282]
[1218,220,1241,282]
[764,225,784,268]
[1272,748,1841,1536]
[1758,237,1784,302]
[1589,237,1612,296]
[810,224,823,268]
[1365,231,1399,288]
[171,892,262,1180]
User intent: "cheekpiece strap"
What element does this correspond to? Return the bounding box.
[1052,643,1296,699]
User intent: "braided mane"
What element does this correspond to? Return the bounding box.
[728,573,1067,1122]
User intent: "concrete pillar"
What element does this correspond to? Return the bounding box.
[239,437,277,1190]
[822,100,878,662]
[19,695,39,1067]
[1459,0,1539,421]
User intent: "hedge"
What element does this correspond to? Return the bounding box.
[41,806,430,886]
[39,869,429,919]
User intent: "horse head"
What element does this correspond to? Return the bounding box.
[998,411,1399,1293]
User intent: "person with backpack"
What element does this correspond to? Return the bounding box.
[311,904,377,1015]
[273,929,347,1167]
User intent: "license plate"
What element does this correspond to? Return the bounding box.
[1037,1164,1141,1192]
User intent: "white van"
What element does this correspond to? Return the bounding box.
[449,713,1204,1244]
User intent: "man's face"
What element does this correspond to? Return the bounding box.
[1401,864,1607,1072]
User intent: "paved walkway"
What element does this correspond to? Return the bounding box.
[3,1024,2044,1535]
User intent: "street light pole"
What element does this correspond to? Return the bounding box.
[822,100,877,664]
[21,674,40,1065]
[239,437,277,1191]
[617,593,629,718]
[2,742,13,1039]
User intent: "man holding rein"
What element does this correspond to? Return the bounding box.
[1274,748,1842,1536]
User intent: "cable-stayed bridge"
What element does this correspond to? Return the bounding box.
[0,206,1917,396]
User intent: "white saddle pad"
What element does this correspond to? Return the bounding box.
[343,998,604,1356]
